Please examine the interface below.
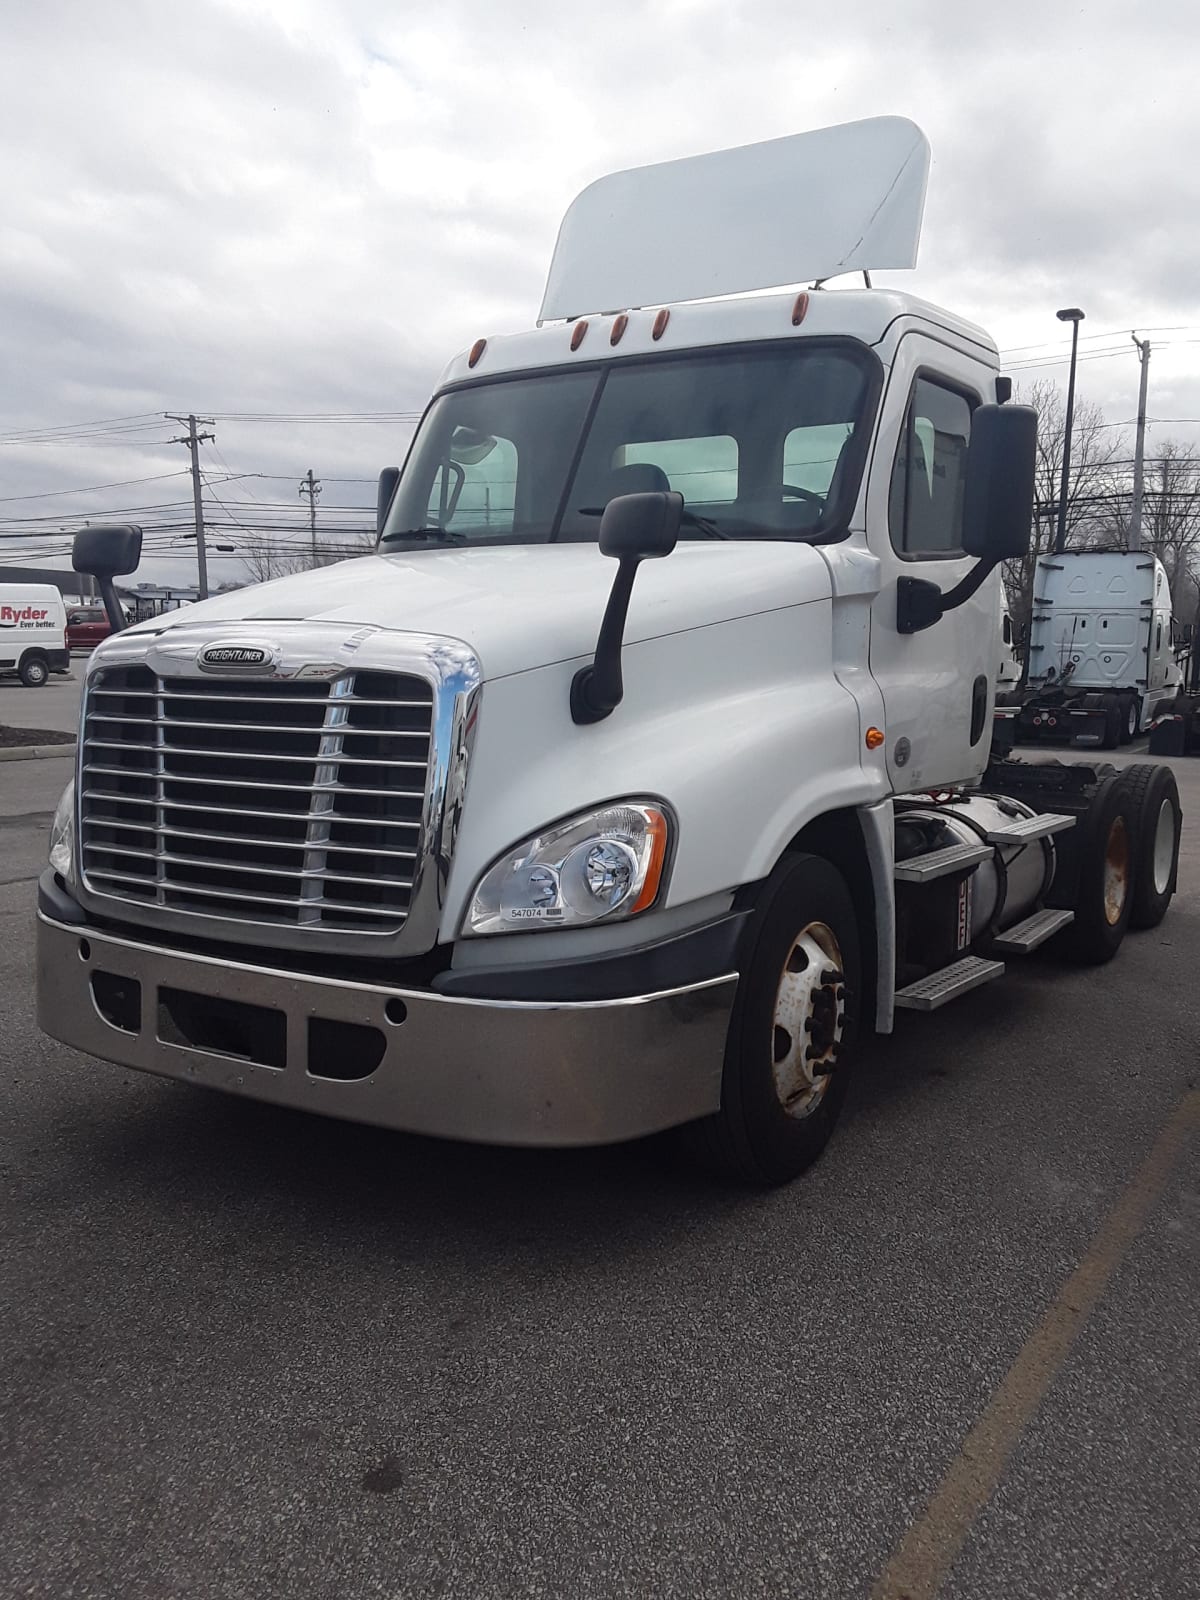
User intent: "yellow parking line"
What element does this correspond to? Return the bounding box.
[872,1088,1200,1600]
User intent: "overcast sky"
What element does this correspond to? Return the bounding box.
[2,0,1199,585]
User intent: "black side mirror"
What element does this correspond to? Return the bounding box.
[962,404,1037,562]
[597,490,681,562]
[571,491,682,724]
[72,524,143,633]
[377,467,400,536]
[897,404,1037,635]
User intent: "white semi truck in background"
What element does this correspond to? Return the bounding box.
[997,550,1179,748]
[37,119,1184,1184]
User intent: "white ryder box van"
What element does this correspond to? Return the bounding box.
[0,584,69,686]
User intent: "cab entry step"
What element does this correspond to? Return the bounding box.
[991,907,1074,953]
[894,956,1005,1012]
[894,841,991,883]
[984,812,1075,844]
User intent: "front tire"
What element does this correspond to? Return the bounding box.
[682,854,862,1185]
[19,655,48,687]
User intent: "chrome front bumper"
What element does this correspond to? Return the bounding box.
[37,914,735,1146]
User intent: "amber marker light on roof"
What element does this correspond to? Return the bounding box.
[791,291,810,326]
[570,320,589,351]
[468,339,487,368]
[610,313,628,346]
[652,308,670,340]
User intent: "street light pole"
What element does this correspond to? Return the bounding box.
[1054,307,1085,554]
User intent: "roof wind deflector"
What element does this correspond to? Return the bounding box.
[539,117,930,323]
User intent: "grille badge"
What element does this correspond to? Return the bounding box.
[197,641,277,674]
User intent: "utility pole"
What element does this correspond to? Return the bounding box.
[299,469,322,566]
[166,413,216,598]
[1129,333,1151,553]
[1054,307,1085,554]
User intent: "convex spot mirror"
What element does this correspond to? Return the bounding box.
[598,490,683,562]
[962,403,1037,564]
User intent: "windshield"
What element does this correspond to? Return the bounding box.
[381,341,877,548]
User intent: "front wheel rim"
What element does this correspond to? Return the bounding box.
[1152,798,1175,895]
[771,921,845,1120]
[1104,816,1131,926]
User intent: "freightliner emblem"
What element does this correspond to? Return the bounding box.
[197,642,275,673]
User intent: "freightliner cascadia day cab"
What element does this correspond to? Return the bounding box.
[38,120,1184,1184]
[996,550,1180,749]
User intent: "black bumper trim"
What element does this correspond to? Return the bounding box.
[38,869,89,926]
[39,872,750,1003]
[433,911,751,1003]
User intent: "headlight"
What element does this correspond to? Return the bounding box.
[49,778,76,885]
[464,801,671,936]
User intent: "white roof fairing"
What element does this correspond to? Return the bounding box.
[539,117,931,323]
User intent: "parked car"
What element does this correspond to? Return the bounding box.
[66,607,112,651]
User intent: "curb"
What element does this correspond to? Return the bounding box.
[0,742,77,763]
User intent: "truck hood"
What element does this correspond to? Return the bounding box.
[132,542,832,679]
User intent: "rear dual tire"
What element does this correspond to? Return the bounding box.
[1064,776,1135,962]
[1062,764,1180,961]
[1117,763,1181,929]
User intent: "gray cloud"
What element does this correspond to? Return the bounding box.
[2,0,1198,581]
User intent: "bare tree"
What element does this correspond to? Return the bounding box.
[312,530,376,567]
[1005,379,1127,636]
[1083,437,1200,600]
[239,540,309,585]
[1138,442,1200,600]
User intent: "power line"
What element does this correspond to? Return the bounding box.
[1000,324,1200,358]
[0,470,191,505]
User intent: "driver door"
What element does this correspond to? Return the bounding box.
[866,335,998,792]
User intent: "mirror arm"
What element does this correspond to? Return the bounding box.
[897,558,997,636]
[571,557,641,724]
[940,555,997,613]
[97,578,127,634]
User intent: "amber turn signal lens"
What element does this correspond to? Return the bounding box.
[631,807,670,914]
[865,727,885,750]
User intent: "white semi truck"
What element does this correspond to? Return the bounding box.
[997,549,1179,748]
[37,120,1184,1183]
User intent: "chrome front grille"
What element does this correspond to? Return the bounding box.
[79,665,435,934]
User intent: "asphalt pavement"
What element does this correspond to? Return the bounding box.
[0,660,86,737]
[1,744,1197,1600]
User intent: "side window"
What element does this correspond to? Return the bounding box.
[783,422,852,500]
[619,436,738,504]
[427,429,518,536]
[889,378,973,556]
